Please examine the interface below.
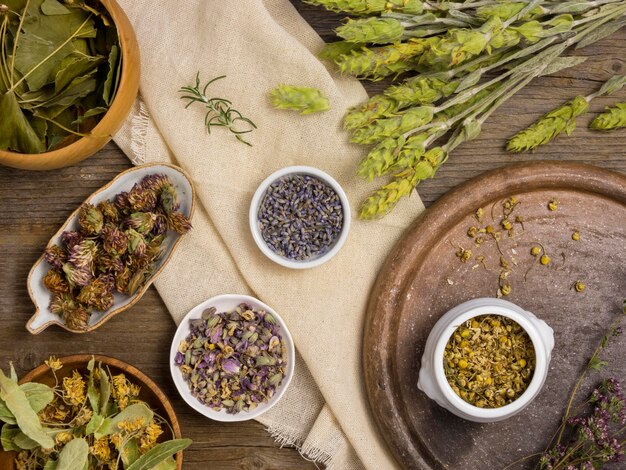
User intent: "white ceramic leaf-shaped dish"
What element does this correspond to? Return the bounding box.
[26,163,195,334]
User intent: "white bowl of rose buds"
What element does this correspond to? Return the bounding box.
[249,165,351,269]
[170,294,295,422]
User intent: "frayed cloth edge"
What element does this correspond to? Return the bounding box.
[129,99,150,165]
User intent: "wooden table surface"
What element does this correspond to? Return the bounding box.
[1,2,625,469]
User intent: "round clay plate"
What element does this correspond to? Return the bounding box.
[364,162,626,469]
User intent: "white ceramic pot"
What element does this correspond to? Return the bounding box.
[417,298,554,422]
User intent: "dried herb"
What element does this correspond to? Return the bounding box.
[0,0,122,153]
[444,314,536,408]
[0,357,191,469]
[269,84,330,115]
[590,101,626,130]
[42,173,192,331]
[179,73,257,146]
[308,0,626,218]
[175,303,288,414]
[257,174,344,261]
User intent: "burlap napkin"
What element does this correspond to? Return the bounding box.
[113,1,425,468]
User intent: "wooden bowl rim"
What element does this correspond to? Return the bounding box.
[26,162,196,334]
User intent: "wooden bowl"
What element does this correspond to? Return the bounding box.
[0,355,184,470]
[0,0,140,171]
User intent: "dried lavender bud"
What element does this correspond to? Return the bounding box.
[97,200,120,224]
[77,277,115,311]
[67,239,98,271]
[258,174,343,261]
[128,182,158,211]
[102,225,128,256]
[175,303,287,414]
[160,184,179,214]
[167,212,192,235]
[61,231,84,251]
[125,228,147,257]
[78,203,104,235]
[44,245,67,269]
[62,262,92,287]
[43,269,70,294]
[126,212,157,234]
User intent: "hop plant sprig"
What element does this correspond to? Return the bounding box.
[304,0,426,15]
[269,85,330,115]
[590,102,626,130]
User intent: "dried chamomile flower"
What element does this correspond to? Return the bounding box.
[78,203,104,235]
[540,254,551,265]
[44,245,67,269]
[456,246,472,263]
[531,245,542,256]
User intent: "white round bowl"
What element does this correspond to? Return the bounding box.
[170,294,295,422]
[249,166,351,269]
[417,298,554,422]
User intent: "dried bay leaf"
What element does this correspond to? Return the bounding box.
[55,53,105,92]
[39,73,97,108]
[13,0,96,91]
[56,437,89,470]
[102,43,119,105]
[0,91,45,153]
[72,106,107,126]
[0,369,54,449]
[41,0,71,16]
[126,439,193,470]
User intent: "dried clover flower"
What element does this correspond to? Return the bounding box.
[128,183,157,211]
[62,262,92,287]
[97,200,120,224]
[68,239,98,270]
[114,191,130,210]
[77,277,115,311]
[140,174,170,193]
[61,231,84,251]
[97,252,124,274]
[78,203,104,235]
[160,184,179,214]
[167,211,192,234]
[102,225,128,256]
[63,304,90,331]
[43,269,70,294]
[115,267,132,294]
[44,245,67,269]
[127,268,151,296]
[126,212,157,234]
[152,214,168,236]
[125,228,147,257]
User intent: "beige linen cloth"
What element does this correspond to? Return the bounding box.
[113,1,425,468]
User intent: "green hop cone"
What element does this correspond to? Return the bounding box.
[351,106,434,145]
[269,85,330,115]
[507,95,589,152]
[336,39,432,80]
[344,95,399,130]
[319,41,363,62]
[384,77,459,108]
[357,137,402,182]
[590,102,626,131]
[336,17,405,44]
[304,0,424,15]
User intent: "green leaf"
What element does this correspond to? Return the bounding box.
[121,438,141,467]
[55,53,105,93]
[151,457,177,470]
[86,357,99,415]
[99,366,111,414]
[0,91,45,153]
[14,431,40,450]
[540,56,588,77]
[72,107,107,126]
[126,439,192,470]
[43,460,58,470]
[13,0,97,91]
[94,403,153,439]
[85,412,104,436]
[102,44,120,106]
[56,438,89,470]
[0,369,54,449]
[37,73,97,109]
[20,383,54,413]
[1,425,21,452]
[41,0,71,15]
[588,355,608,370]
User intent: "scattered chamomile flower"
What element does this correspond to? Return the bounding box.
[548,199,558,211]
[44,356,63,371]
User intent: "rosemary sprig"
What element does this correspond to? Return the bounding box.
[179,73,257,147]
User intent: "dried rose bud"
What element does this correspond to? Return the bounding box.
[61,231,84,251]
[96,252,124,274]
[152,214,168,236]
[128,183,157,211]
[102,225,128,256]
[97,200,120,224]
[43,269,70,294]
[78,203,104,235]
[44,245,67,269]
[62,262,92,287]
[126,228,147,257]
[63,305,90,331]
[68,239,98,270]
[115,266,132,294]
[167,211,192,235]
[114,191,131,210]
[77,277,115,311]
[160,184,179,214]
[126,212,157,234]
[140,174,170,192]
